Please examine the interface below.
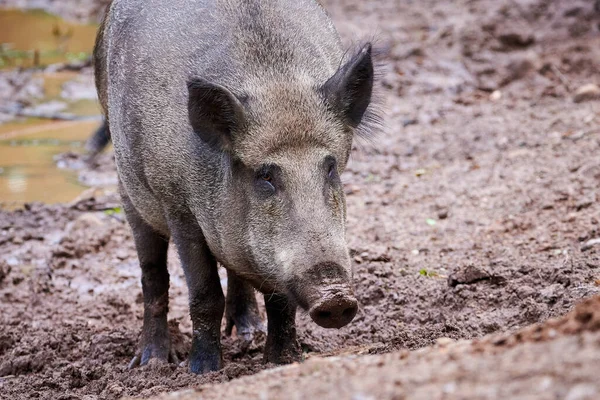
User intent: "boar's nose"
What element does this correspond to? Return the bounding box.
[309,292,358,329]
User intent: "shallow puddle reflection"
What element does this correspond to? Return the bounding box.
[0,120,98,205]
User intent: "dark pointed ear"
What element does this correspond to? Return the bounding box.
[187,78,246,151]
[321,43,374,129]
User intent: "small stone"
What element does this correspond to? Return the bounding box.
[576,198,593,211]
[437,209,449,220]
[402,118,418,127]
[582,238,600,252]
[115,249,129,260]
[573,84,600,103]
[489,90,502,101]
[448,264,491,287]
[565,384,597,400]
[497,31,535,48]
[347,185,361,195]
[515,285,535,299]
[540,284,564,304]
[436,337,454,346]
[508,57,534,81]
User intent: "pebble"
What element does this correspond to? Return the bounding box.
[565,384,598,400]
[501,56,535,86]
[515,285,535,299]
[437,209,449,220]
[436,337,454,346]
[581,238,600,252]
[573,84,600,103]
[498,31,535,48]
[489,90,502,101]
[115,249,129,260]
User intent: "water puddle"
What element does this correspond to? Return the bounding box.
[38,70,101,116]
[0,8,103,206]
[0,119,98,206]
[0,8,97,68]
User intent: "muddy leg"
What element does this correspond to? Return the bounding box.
[263,293,301,364]
[169,215,224,374]
[225,270,265,342]
[122,194,176,368]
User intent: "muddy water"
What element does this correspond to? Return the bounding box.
[0,120,97,205]
[40,70,101,115]
[0,9,97,68]
[0,9,101,205]
[0,71,102,205]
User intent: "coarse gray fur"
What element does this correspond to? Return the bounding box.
[95,0,379,372]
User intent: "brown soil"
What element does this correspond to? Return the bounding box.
[2,0,600,399]
[139,297,600,400]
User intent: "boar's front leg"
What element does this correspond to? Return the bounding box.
[225,270,265,342]
[122,193,178,368]
[263,293,302,364]
[169,214,225,374]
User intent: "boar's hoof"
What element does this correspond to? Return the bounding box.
[188,334,222,374]
[309,295,358,329]
[128,342,180,369]
[264,336,302,365]
[225,311,266,344]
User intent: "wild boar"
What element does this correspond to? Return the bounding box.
[94,0,379,373]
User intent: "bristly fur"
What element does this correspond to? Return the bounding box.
[340,39,386,144]
[97,0,371,371]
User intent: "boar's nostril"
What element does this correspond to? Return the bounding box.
[342,307,355,319]
[309,295,358,329]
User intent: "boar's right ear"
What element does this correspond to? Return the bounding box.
[321,43,374,130]
[187,78,246,151]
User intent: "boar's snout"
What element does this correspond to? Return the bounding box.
[308,289,358,329]
[289,262,358,329]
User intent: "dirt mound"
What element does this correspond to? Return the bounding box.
[477,295,600,350]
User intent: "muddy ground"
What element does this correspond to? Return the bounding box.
[142,296,600,400]
[1,0,600,399]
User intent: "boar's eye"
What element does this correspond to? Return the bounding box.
[328,163,336,179]
[325,156,338,180]
[255,165,277,194]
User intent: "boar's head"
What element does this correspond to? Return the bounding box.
[187,44,378,329]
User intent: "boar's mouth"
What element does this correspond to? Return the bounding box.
[286,262,358,329]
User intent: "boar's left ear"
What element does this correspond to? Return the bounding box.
[321,43,374,129]
[187,78,246,151]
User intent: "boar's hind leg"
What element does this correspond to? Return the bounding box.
[122,195,176,368]
[263,293,302,364]
[169,215,225,374]
[225,270,265,341]
[225,270,265,342]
